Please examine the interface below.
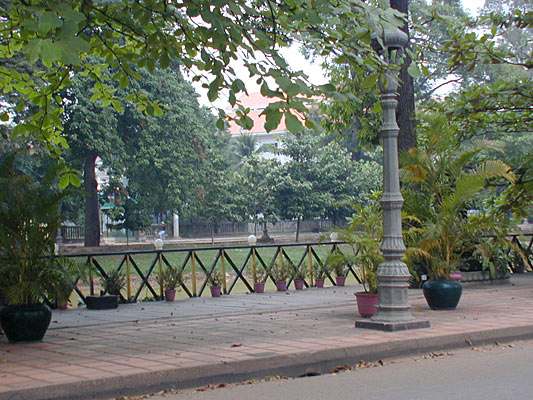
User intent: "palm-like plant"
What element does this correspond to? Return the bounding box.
[0,151,70,305]
[227,134,267,166]
[401,114,515,279]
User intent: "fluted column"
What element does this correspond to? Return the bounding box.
[356,29,429,332]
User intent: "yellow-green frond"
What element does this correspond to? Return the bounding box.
[476,160,516,183]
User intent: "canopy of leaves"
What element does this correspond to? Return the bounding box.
[424,4,532,138]
[0,0,404,166]
[62,63,217,223]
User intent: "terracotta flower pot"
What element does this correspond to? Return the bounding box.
[276,280,287,291]
[254,282,265,293]
[164,289,176,302]
[315,278,325,288]
[354,292,378,318]
[294,279,305,290]
[58,303,68,311]
[449,271,462,281]
[336,276,346,287]
[210,285,222,297]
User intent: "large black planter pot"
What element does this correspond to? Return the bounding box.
[85,295,119,310]
[423,279,463,310]
[0,304,52,343]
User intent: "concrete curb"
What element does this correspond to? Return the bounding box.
[4,324,533,400]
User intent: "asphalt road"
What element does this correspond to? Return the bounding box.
[140,339,533,400]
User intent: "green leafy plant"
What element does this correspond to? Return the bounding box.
[401,113,516,280]
[102,270,125,296]
[208,271,224,287]
[326,248,351,279]
[271,262,290,282]
[312,262,329,279]
[0,151,70,305]
[329,203,383,294]
[292,265,307,281]
[253,267,267,283]
[156,265,183,291]
[44,258,81,307]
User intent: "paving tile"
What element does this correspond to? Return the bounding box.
[3,276,533,398]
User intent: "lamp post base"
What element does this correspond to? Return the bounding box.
[355,319,430,332]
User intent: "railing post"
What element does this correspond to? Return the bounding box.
[88,256,94,296]
[221,249,227,294]
[307,245,314,287]
[252,248,257,284]
[158,252,163,298]
[191,251,197,297]
[126,254,131,301]
[279,247,284,277]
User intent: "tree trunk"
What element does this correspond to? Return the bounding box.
[295,217,301,242]
[84,151,100,247]
[350,119,363,162]
[390,0,417,154]
[262,221,270,239]
[349,68,363,161]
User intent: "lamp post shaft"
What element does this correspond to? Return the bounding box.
[356,29,429,331]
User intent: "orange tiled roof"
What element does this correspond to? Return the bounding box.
[227,92,319,136]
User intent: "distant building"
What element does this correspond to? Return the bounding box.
[226,93,291,163]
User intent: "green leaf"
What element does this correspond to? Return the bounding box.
[39,11,62,35]
[41,40,62,63]
[111,99,123,113]
[160,51,170,69]
[264,109,283,132]
[285,112,302,133]
[362,73,378,89]
[407,61,421,79]
[153,104,163,116]
[59,174,69,189]
[0,113,9,122]
[119,75,129,89]
[25,39,42,64]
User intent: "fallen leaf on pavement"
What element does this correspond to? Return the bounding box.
[333,365,349,373]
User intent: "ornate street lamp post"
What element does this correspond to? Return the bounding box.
[356,29,429,331]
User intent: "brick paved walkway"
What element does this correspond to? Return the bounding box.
[1,275,533,400]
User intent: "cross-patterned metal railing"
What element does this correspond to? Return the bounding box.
[60,233,533,306]
[65,241,361,305]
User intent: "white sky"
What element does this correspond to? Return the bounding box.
[192,0,486,111]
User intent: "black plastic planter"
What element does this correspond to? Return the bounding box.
[0,303,52,343]
[423,279,463,310]
[85,295,119,310]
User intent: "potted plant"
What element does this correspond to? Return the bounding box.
[208,271,224,297]
[45,258,79,310]
[312,262,328,288]
[85,270,125,310]
[331,203,383,317]
[292,265,306,290]
[326,253,348,287]
[253,269,266,293]
[0,151,71,342]
[400,117,515,310]
[156,265,183,301]
[271,262,289,291]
